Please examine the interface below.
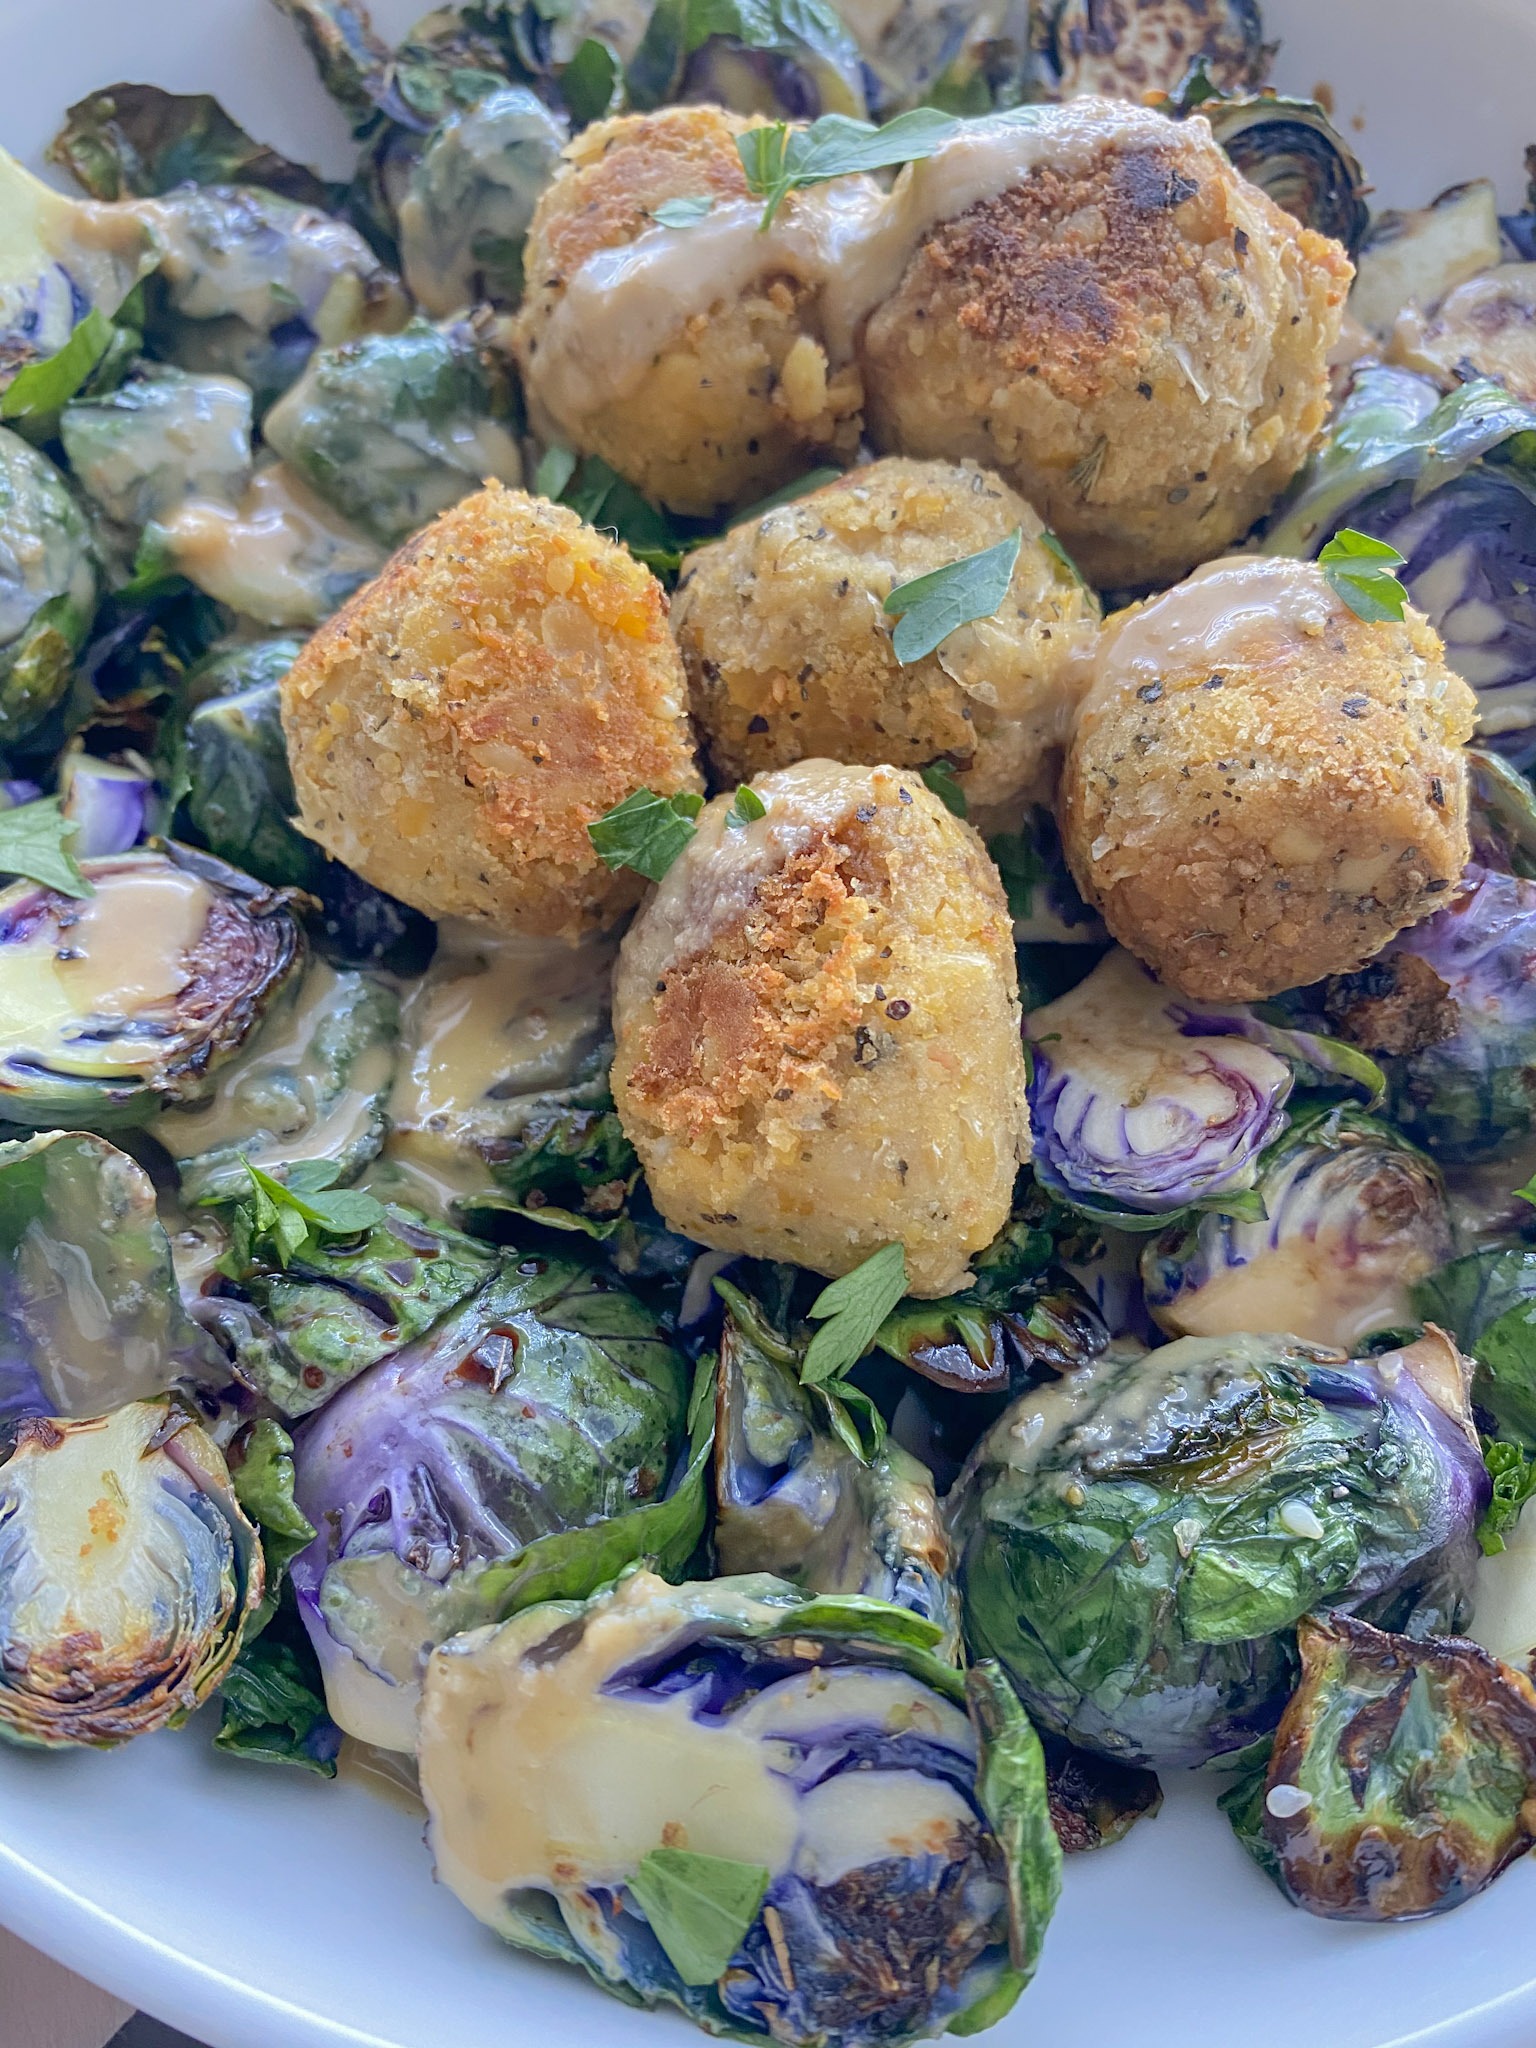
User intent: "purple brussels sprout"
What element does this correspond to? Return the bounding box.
[58,750,153,857]
[0,779,41,809]
[1026,949,1292,1219]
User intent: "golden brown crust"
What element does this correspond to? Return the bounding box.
[279,483,700,936]
[860,118,1352,589]
[672,457,1101,809]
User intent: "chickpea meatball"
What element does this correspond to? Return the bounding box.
[1059,556,1476,1002]
[611,760,1029,1295]
[513,106,870,518]
[672,457,1102,812]
[280,482,701,938]
[855,98,1352,590]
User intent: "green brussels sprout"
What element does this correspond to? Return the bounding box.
[153,960,399,1205]
[0,426,98,746]
[397,88,567,314]
[176,638,317,889]
[0,844,304,1131]
[262,315,522,548]
[839,0,1032,117]
[1032,0,1268,102]
[0,1129,226,1425]
[1221,1612,1536,1920]
[1415,1249,1536,1453]
[714,1282,960,1656]
[48,82,341,210]
[60,364,254,537]
[1179,87,1370,253]
[950,1329,1490,1766]
[0,1400,263,1749]
[631,0,869,120]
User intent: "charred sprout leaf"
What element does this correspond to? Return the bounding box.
[801,1242,909,1385]
[725,783,767,828]
[49,84,338,206]
[0,308,114,422]
[588,786,704,880]
[0,1402,262,1749]
[884,526,1022,665]
[963,1660,1060,2009]
[1414,1249,1536,1451]
[271,0,400,133]
[627,1850,771,1986]
[1040,1733,1163,1854]
[178,645,318,888]
[0,797,88,897]
[1228,1612,1536,1920]
[1478,1438,1536,1556]
[213,1621,342,1776]
[920,758,968,817]
[1319,529,1409,623]
[228,1417,317,1630]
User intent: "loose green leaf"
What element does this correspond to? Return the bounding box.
[801,1242,909,1385]
[560,38,623,126]
[920,758,968,817]
[555,452,691,574]
[883,528,1022,664]
[0,309,115,421]
[0,797,90,898]
[1478,1437,1536,1555]
[627,1848,770,1985]
[230,1418,317,1633]
[588,786,704,880]
[728,465,842,528]
[650,194,714,228]
[1319,528,1409,623]
[726,783,767,827]
[213,1626,340,1776]
[534,444,578,502]
[961,1662,1061,2013]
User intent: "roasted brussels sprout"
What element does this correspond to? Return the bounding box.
[639,0,869,119]
[262,315,522,548]
[0,1400,262,1749]
[1325,866,1536,1164]
[60,364,254,538]
[951,1329,1489,1765]
[0,426,99,748]
[1143,1107,1453,1352]
[1415,1249,1536,1453]
[842,0,1032,118]
[48,83,341,210]
[714,1284,959,1654]
[289,1255,694,1749]
[1265,370,1536,758]
[1191,90,1370,255]
[0,1130,224,1424]
[418,1569,1059,2044]
[1222,1613,1536,1920]
[1041,1733,1162,1854]
[1350,180,1505,338]
[0,145,157,390]
[0,845,304,1130]
[58,750,152,859]
[1033,0,1268,102]
[1393,263,1536,405]
[153,960,398,1203]
[1026,950,1292,1219]
[396,88,567,313]
[177,636,315,888]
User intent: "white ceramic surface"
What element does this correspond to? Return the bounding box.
[2,3,1536,2045]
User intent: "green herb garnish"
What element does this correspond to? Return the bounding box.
[1319,528,1409,623]
[739,106,1027,228]
[0,796,90,898]
[801,1242,909,1386]
[726,783,767,827]
[883,527,1022,665]
[627,1848,770,1985]
[214,1158,386,1275]
[650,194,714,227]
[589,786,704,880]
[920,759,967,817]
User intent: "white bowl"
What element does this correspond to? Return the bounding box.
[3,4,1536,2045]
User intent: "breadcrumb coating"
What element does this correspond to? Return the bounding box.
[279,482,701,937]
[672,457,1102,810]
[1059,557,1476,1001]
[859,107,1352,590]
[611,759,1029,1295]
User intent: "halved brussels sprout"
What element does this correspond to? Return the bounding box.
[1194,90,1370,254]
[1222,1613,1536,1920]
[951,1329,1488,1765]
[153,960,398,1204]
[60,364,254,537]
[1033,0,1268,102]
[714,1283,959,1654]
[289,1254,693,1750]
[664,0,869,120]
[177,636,316,889]
[0,426,99,748]
[396,88,566,314]
[262,314,522,548]
[1350,181,1505,338]
[841,0,1032,118]
[58,749,153,859]
[418,1569,1058,2044]
[1393,263,1536,405]
[0,844,304,1130]
[1143,1106,1453,1352]
[1026,949,1293,1218]
[0,1130,225,1424]
[0,1399,262,1748]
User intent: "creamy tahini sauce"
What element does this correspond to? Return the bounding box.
[1091,556,1343,704]
[535,98,1175,423]
[161,461,382,629]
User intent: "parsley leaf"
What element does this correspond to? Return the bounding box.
[627,1849,770,1985]
[213,1158,386,1276]
[726,784,767,827]
[883,527,1022,664]
[589,786,704,880]
[1515,1171,1536,1209]
[739,106,1016,227]
[801,1242,909,1385]
[920,759,967,817]
[650,194,714,227]
[548,451,690,575]
[1319,528,1409,623]
[0,796,90,897]
[0,308,115,421]
[1478,1436,1536,1555]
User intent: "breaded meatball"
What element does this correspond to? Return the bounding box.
[1059,556,1476,1002]
[611,760,1029,1295]
[672,457,1102,812]
[280,483,700,938]
[855,98,1352,590]
[513,106,870,518]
